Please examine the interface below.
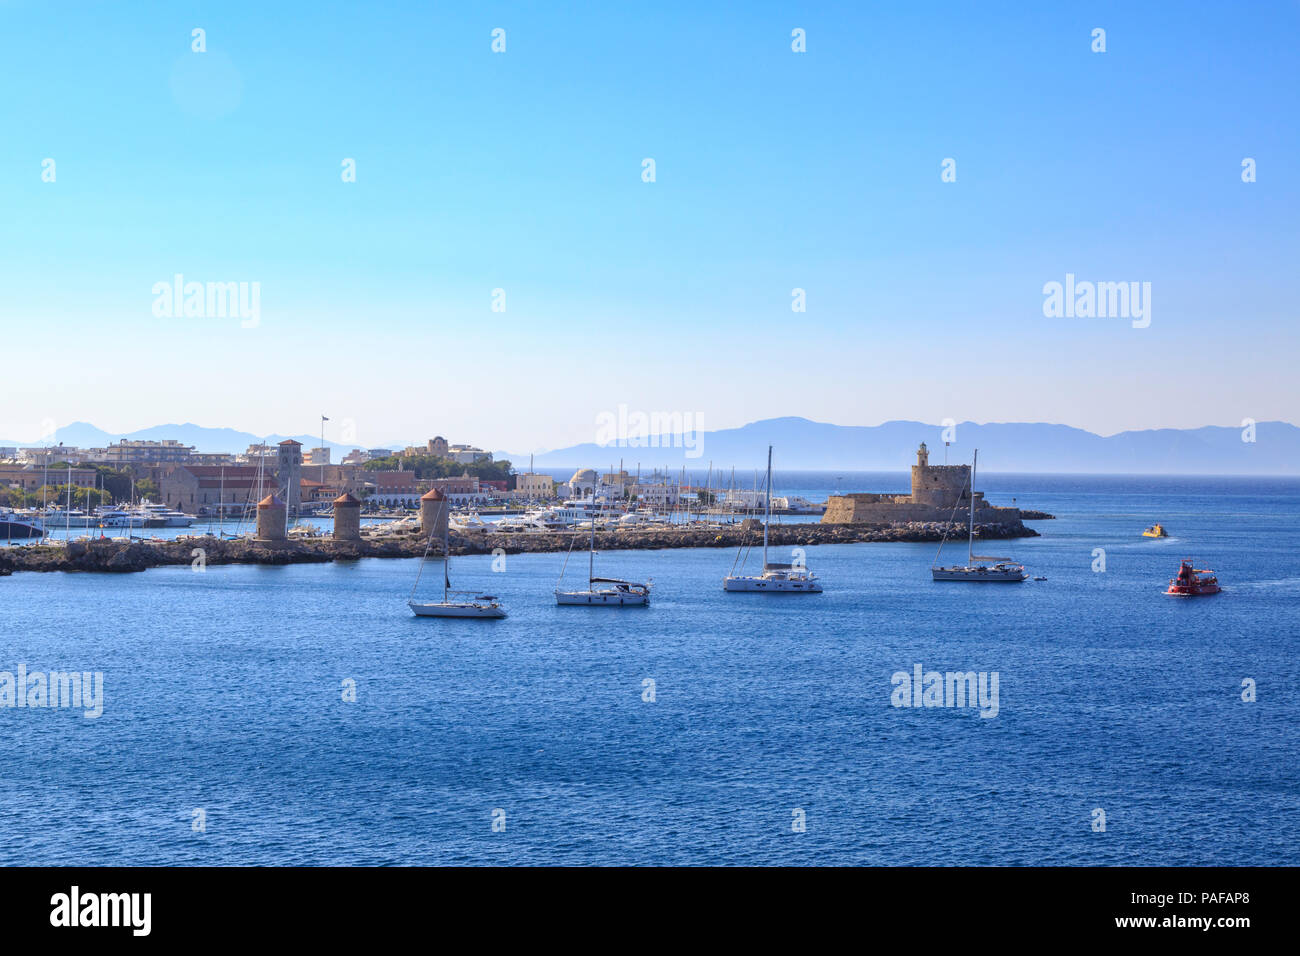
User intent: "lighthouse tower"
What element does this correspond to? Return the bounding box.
[910,441,971,508]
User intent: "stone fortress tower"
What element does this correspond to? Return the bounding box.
[909,442,976,508]
[822,442,1017,527]
[276,439,302,517]
[332,492,361,541]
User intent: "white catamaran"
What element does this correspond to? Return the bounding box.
[723,445,823,593]
[408,514,507,618]
[555,510,650,606]
[930,449,1028,582]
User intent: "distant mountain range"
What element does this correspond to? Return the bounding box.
[1,422,358,457]
[501,417,1300,475]
[4,418,1296,475]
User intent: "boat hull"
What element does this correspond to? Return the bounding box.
[408,601,507,618]
[931,566,1028,582]
[555,589,649,607]
[1164,585,1221,596]
[723,575,822,593]
[0,520,45,540]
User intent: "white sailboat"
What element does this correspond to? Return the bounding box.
[407,514,507,618]
[930,449,1027,582]
[555,509,650,606]
[723,445,823,593]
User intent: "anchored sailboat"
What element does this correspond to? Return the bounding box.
[555,511,650,606]
[408,501,506,618]
[723,445,822,593]
[930,449,1027,582]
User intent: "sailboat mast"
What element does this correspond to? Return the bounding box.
[968,449,977,565]
[588,504,596,584]
[763,445,771,566]
[443,503,450,602]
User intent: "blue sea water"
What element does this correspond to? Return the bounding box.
[1,474,1297,865]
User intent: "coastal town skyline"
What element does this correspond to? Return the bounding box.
[4,414,1298,475]
[3,1,1297,452]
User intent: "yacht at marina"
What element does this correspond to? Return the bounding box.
[0,509,45,539]
[137,502,195,527]
[43,508,95,528]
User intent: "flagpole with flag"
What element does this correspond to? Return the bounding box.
[320,415,329,487]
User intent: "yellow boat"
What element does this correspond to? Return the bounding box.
[1142,523,1168,538]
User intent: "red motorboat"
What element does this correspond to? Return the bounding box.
[1165,559,1221,596]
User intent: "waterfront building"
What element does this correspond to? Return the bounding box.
[91,439,194,465]
[341,448,370,466]
[0,464,97,491]
[426,473,484,505]
[300,464,367,498]
[633,482,679,508]
[367,448,395,460]
[428,436,449,457]
[370,471,421,508]
[20,446,84,465]
[303,447,331,466]
[160,465,279,514]
[514,473,556,499]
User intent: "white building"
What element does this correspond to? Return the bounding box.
[634,483,680,508]
[722,489,766,510]
[448,444,492,465]
[513,473,556,499]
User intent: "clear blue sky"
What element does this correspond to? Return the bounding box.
[1,0,1296,452]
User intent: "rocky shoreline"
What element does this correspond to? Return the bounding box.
[0,517,1048,575]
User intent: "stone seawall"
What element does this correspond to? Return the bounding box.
[0,518,1046,575]
[822,495,1025,526]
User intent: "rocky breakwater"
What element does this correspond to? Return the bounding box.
[471,519,1039,555]
[0,537,341,574]
[0,516,1046,575]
